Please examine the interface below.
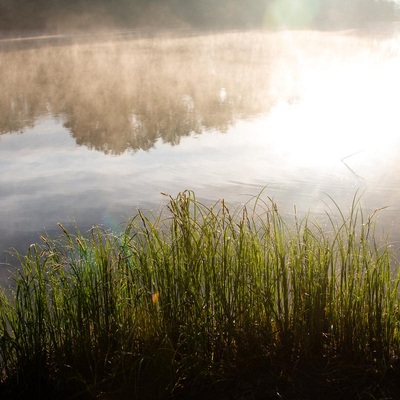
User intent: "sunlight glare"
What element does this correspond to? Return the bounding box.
[261,33,400,168]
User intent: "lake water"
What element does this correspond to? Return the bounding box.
[1,27,400,274]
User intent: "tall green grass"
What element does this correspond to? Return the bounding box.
[0,191,399,399]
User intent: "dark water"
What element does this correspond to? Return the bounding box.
[1,29,400,274]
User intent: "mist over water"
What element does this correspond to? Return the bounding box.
[1,27,400,270]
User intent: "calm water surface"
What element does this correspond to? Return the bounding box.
[1,28,400,274]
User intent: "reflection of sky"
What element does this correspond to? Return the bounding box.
[1,103,400,265]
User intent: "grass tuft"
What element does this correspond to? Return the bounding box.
[0,191,399,399]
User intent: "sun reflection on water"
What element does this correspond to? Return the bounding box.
[260,31,400,169]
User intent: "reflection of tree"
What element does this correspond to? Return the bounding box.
[0,59,47,134]
[0,95,38,134]
[2,29,396,154]
[0,32,276,154]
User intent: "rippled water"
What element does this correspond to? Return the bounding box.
[1,28,400,272]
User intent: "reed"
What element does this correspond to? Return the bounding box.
[0,191,399,399]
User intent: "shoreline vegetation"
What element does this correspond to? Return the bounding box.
[1,191,400,399]
[0,0,399,34]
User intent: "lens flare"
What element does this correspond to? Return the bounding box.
[265,0,321,27]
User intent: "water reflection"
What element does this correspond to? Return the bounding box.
[3,30,399,154]
[1,29,400,267]
[0,31,280,153]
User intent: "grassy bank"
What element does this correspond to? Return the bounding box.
[1,191,400,399]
